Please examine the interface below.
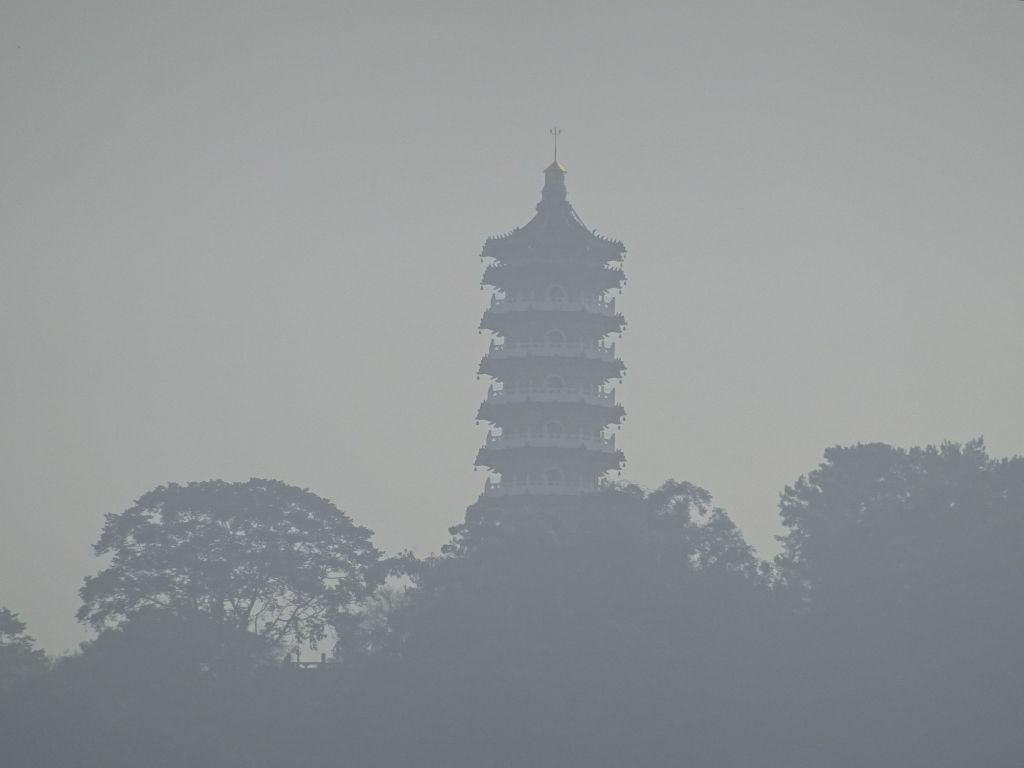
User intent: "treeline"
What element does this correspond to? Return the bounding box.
[2,440,1023,767]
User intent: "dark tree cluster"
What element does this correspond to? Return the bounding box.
[2,440,1023,767]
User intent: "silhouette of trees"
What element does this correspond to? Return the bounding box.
[0,608,48,767]
[357,482,773,767]
[78,479,383,650]
[0,608,45,686]
[777,439,1023,602]
[773,439,1024,767]
[2,608,361,768]
[4,447,1024,768]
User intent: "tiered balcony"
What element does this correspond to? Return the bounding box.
[481,263,626,292]
[488,294,616,316]
[483,478,600,497]
[483,431,617,453]
[486,339,616,362]
[485,385,616,406]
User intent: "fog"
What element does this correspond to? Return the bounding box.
[2,2,1024,765]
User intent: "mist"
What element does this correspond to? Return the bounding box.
[2,1,1023,766]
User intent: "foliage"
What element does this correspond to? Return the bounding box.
[773,439,1024,767]
[5,448,1024,767]
[0,607,46,685]
[78,479,383,650]
[357,482,773,767]
[1,609,359,768]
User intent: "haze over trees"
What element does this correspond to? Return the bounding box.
[2,440,1023,767]
[0,608,47,688]
[772,440,1024,766]
[77,479,384,650]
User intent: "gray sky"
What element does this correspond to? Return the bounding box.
[2,0,1022,653]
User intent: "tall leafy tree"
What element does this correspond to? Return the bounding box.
[78,479,383,649]
[773,440,1024,767]
[777,439,1024,611]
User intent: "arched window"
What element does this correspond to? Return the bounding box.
[547,285,566,302]
[545,329,565,347]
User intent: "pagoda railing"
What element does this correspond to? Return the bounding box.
[488,295,616,316]
[483,431,617,453]
[483,478,599,497]
[486,340,616,362]
[485,386,616,406]
[482,263,625,280]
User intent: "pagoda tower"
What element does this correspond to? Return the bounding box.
[473,158,627,503]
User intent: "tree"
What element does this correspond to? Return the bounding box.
[773,440,1024,768]
[357,482,773,767]
[78,479,383,650]
[2,608,368,768]
[0,607,46,685]
[777,439,1024,612]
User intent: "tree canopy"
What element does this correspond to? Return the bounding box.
[353,482,773,767]
[5,445,1024,768]
[772,439,1024,767]
[78,479,383,649]
[0,608,46,686]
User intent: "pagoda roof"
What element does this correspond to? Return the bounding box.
[481,163,625,261]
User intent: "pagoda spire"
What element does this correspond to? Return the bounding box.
[540,159,568,204]
[538,128,569,206]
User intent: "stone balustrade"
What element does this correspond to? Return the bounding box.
[483,432,617,453]
[485,386,616,406]
[488,294,617,316]
[486,339,616,362]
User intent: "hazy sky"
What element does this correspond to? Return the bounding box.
[2,0,1022,652]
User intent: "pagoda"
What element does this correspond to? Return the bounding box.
[473,154,627,504]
